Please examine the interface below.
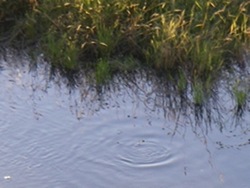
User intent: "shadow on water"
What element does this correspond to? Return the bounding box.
[0,48,250,188]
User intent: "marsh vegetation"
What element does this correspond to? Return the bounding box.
[0,0,249,106]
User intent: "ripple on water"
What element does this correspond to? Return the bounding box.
[117,139,175,168]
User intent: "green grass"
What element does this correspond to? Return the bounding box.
[234,89,247,107]
[193,81,204,106]
[233,79,249,109]
[177,69,187,94]
[0,0,249,86]
[95,58,111,84]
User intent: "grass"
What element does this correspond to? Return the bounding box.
[42,32,79,70]
[234,89,247,108]
[0,0,249,87]
[233,79,249,110]
[193,81,204,106]
[95,58,111,84]
[177,69,187,94]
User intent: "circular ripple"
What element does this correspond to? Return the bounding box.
[117,140,173,168]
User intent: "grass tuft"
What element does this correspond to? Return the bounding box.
[0,0,249,87]
[95,58,111,84]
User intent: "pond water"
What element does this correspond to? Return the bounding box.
[0,49,250,188]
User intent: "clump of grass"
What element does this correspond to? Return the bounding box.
[109,56,139,73]
[233,80,248,110]
[1,0,249,87]
[193,81,204,106]
[95,58,111,84]
[177,69,187,94]
[96,24,117,58]
[233,88,247,116]
[234,89,247,108]
[189,36,224,81]
[148,10,188,70]
[42,32,78,70]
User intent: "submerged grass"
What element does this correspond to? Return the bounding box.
[233,79,249,110]
[0,0,249,85]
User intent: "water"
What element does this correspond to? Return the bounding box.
[0,49,250,188]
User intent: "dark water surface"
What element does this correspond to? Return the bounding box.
[0,50,250,188]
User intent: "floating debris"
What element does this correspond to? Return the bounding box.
[4,176,11,180]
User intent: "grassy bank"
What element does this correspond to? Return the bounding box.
[0,0,250,105]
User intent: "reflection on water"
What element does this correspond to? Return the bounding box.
[0,49,250,188]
